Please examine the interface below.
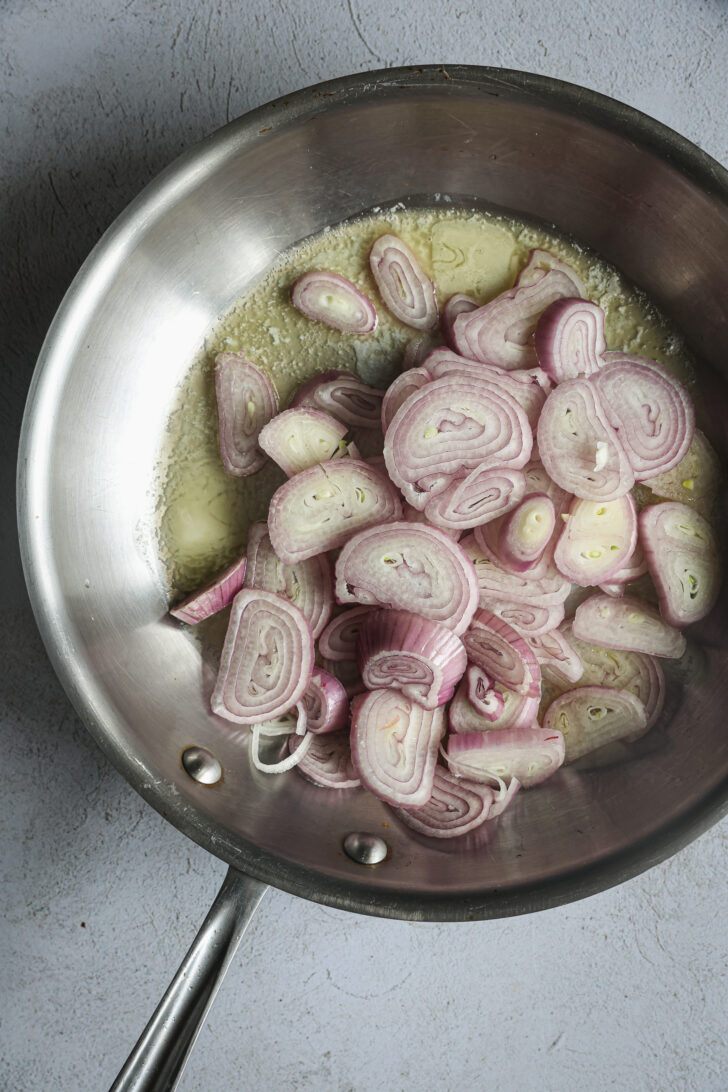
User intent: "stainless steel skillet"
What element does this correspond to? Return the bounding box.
[17,66,728,1092]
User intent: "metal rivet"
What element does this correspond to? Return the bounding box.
[343,832,389,866]
[181,746,222,785]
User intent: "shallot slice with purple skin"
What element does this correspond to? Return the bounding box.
[243,522,334,639]
[335,521,479,636]
[449,679,539,733]
[537,377,635,501]
[598,539,648,597]
[383,373,532,509]
[258,408,347,476]
[290,369,384,429]
[466,664,506,721]
[451,268,582,370]
[381,366,431,432]
[301,669,349,734]
[442,293,478,346]
[390,766,514,839]
[593,355,695,481]
[170,556,247,624]
[425,349,551,429]
[516,248,587,296]
[215,353,278,477]
[554,624,665,735]
[640,502,721,626]
[350,689,446,807]
[461,533,571,606]
[402,503,462,540]
[489,597,565,638]
[447,725,565,788]
[543,686,647,762]
[291,270,378,334]
[535,298,607,382]
[356,609,467,710]
[369,233,438,330]
[644,428,721,509]
[211,589,314,725]
[498,493,556,571]
[289,730,361,789]
[267,458,402,565]
[423,466,526,532]
[572,593,686,659]
[528,629,583,686]
[321,657,366,698]
[463,610,541,698]
[522,457,571,517]
[318,605,374,661]
[554,494,637,587]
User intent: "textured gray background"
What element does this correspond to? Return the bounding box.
[3,2,728,1090]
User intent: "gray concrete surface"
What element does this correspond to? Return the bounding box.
[3,2,728,1090]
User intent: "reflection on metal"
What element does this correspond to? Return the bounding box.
[181,746,223,785]
[343,832,389,866]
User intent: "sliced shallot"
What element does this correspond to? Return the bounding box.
[442,293,478,346]
[451,268,582,370]
[554,494,637,586]
[335,521,479,636]
[426,348,550,429]
[391,766,513,839]
[170,556,247,624]
[267,458,402,564]
[535,298,606,381]
[594,355,694,480]
[318,606,373,661]
[369,233,438,330]
[528,629,583,686]
[466,665,505,721]
[290,369,384,429]
[640,502,721,626]
[383,373,532,509]
[516,248,586,296]
[423,465,526,531]
[258,408,347,476]
[350,689,446,806]
[211,589,314,725]
[289,730,361,788]
[356,609,467,709]
[291,270,377,334]
[381,366,431,432]
[543,686,647,762]
[302,669,349,734]
[463,610,541,697]
[461,533,571,606]
[449,680,539,733]
[572,594,686,659]
[243,522,333,638]
[644,428,721,509]
[537,377,634,501]
[215,353,278,477]
[598,539,648,596]
[498,493,556,571]
[447,726,565,788]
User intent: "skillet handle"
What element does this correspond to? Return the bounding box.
[110,867,268,1092]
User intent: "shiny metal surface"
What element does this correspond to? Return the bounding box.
[110,869,267,1092]
[343,832,390,867]
[181,746,223,787]
[17,66,728,921]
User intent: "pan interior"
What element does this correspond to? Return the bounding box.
[20,69,728,919]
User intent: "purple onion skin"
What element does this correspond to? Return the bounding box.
[593,355,695,481]
[291,270,378,334]
[215,354,278,477]
[463,610,542,698]
[451,269,582,370]
[442,293,478,347]
[211,589,314,725]
[535,298,607,382]
[290,731,361,789]
[303,669,349,734]
[369,233,439,330]
[516,249,587,296]
[318,605,374,661]
[170,556,247,624]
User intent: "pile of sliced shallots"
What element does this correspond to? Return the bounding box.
[171,233,722,840]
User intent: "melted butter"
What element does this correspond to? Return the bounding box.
[157,204,693,598]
